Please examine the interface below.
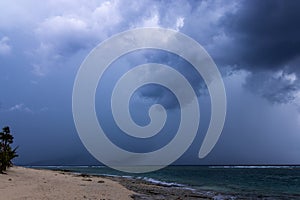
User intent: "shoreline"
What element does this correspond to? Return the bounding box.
[2,166,298,199]
[0,166,211,200]
[42,167,216,199]
[40,167,212,199]
[90,174,211,200]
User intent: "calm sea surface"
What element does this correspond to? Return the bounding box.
[34,165,300,199]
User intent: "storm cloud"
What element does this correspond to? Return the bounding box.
[129,0,300,106]
[1,0,300,165]
[216,0,300,104]
[219,0,300,68]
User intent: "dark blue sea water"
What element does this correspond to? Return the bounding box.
[33,165,300,199]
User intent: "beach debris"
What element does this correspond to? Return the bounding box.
[82,178,92,181]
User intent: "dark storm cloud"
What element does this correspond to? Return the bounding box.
[218,0,300,104]
[221,0,300,69]
[135,0,300,106]
[1,0,300,166]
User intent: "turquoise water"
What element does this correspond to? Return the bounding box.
[35,165,300,199]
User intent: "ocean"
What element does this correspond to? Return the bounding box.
[34,165,300,199]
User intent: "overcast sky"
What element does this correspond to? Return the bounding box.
[1,0,300,166]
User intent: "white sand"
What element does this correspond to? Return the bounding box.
[0,167,134,200]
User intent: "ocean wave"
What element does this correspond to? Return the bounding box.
[209,166,298,169]
[139,177,185,187]
[213,194,237,200]
[97,173,188,189]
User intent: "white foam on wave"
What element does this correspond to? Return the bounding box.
[140,177,185,187]
[213,194,237,200]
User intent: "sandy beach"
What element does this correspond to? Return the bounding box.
[0,167,134,200]
[0,167,210,200]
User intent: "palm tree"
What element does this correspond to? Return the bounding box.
[0,126,18,173]
[0,127,14,146]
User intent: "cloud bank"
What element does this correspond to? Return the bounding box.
[1,0,300,105]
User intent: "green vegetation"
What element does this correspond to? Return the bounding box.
[0,126,18,173]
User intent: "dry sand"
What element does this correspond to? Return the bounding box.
[0,167,134,200]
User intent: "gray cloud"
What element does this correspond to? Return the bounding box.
[8,103,33,113]
[0,36,11,55]
[1,0,300,165]
[220,0,300,69]
[244,69,298,104]
[211,0,300,104]
[3,0,299,104]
